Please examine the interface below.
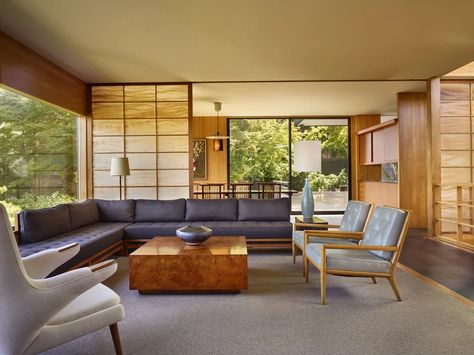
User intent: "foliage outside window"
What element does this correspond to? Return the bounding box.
[229,118,349,212]
[0,87,78,222]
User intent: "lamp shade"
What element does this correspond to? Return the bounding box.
[110,157,130,176]
[294,141,322,172]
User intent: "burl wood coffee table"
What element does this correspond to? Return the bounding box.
[129,236,248,293]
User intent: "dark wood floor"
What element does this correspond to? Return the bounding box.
[400,229,474,300]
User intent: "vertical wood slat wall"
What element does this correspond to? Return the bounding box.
[439,81,474,232]
[90,84,191,200]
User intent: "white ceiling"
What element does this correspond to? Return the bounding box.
[0,0,472,115]
[193,81,425,116]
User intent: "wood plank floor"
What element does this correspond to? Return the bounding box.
[400,229,474,301]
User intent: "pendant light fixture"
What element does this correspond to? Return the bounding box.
[206,102,229,151]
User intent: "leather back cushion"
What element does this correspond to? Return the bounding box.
[95,199,135,222]
[68,200,100,230]
[135,199,186,222]
[238,198,290,221]
[185,199,238,221]
[361,206,408,260]
[339,200,372,232]
[20,204,71,243]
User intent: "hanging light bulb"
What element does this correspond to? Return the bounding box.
[206,101,229,152]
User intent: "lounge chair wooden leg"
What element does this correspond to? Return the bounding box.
[388,276,402,301]
[320,270,326,305]
[371,277,377,284]
[292,242,296,264]
[110,323,123,355]
[305,257,309,283]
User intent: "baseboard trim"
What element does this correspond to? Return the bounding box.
[397,263,474,308]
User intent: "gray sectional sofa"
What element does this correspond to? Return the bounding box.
[18,198,292,274]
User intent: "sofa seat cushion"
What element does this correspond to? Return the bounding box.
[124,222,189,239]
[20,204,71,243]
[189,221,292,238]
[305,243,391,274]
[19,222,130,274]
[293,230,356,249]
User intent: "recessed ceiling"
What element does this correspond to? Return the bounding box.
[1,0,474,83]
[192,81,426,116]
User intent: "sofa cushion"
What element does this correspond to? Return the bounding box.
[20,204,71,243]
[135,199,186,222]
[305,243,391,274]
[95,199,135,222]
[68,200,100,230]
[19,222,130,275]
[185,199,238,221]
[189,221,292,238]
[238,198,290,221]
[124,222,189,239]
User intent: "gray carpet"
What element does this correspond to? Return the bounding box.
[44,253,474,355]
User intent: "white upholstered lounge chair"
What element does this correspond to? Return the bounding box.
[0,204,125,354]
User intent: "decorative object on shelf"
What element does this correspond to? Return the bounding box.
[110,157,130,200]
[381,163,398,183]
[205,101,229,151]
[192,139,207,179]
[294,141,321,222]
[176,225,213,246]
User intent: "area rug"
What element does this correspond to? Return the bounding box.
[44,253,474,355]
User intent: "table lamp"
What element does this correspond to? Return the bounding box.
[294,141,322,222]
[110,157,130,200]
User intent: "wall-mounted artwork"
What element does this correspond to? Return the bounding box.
[193,139,207,179]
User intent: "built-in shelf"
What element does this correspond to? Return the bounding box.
[356,118,398,135]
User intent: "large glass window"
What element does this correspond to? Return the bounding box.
[229,118,349,213]
[0,87,78,222]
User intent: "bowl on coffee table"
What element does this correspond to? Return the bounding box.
[176,225,213,246]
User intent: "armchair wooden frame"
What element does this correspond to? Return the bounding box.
[304,208,412,305]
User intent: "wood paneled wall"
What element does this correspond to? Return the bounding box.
[90,84,191,200]
[191,116,228,185]
[0,31,87,115]
[398,92,428,228]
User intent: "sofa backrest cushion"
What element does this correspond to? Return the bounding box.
[95,199,135,222]
[185,199,238,221]
[20,204,71,243]
[135,199,186,222]
[238,198,290,221]
[68,200,100,230]
[361,206,408,260]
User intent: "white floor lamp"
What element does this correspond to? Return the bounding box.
[294,141,321,222]
[110,157,130,200]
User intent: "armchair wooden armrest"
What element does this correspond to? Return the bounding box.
[294,222,340,229]
[322,244,399,251]
[304,230,364,240]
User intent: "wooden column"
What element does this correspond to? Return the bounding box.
[398,92,428,228]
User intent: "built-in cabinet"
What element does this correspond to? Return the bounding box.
[353,118,400,208]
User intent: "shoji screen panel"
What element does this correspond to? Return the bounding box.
[439,82,473,232]
[91,84,190,200]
